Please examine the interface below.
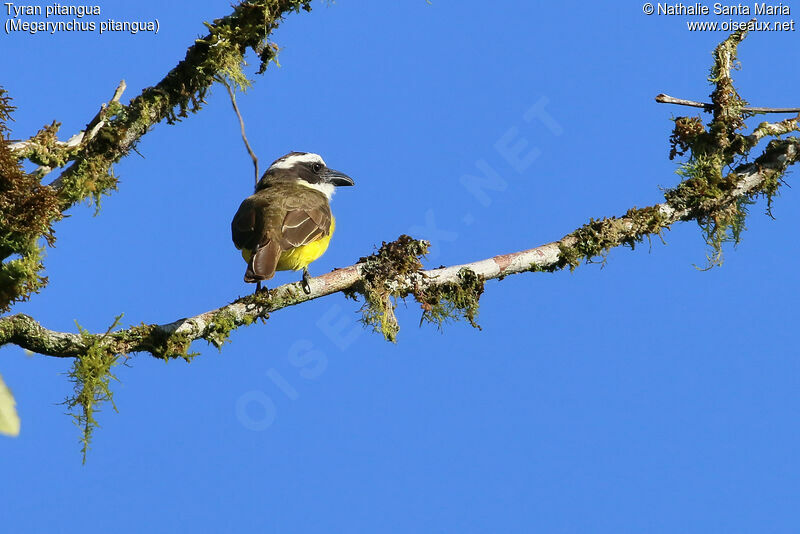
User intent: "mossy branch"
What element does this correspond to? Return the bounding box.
[1,21,798,461]
[45,0,311,211]
[0,0,314,310]
[664,23,799,267]
[0,89,61,311]
[1,133,797,361]
[3,129,797,461]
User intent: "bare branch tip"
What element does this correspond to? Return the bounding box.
[111,80,127,103]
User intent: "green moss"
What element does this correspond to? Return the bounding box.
[415,268,484,330]
[56,156,119,213]
[34,0,317,251]
[347,235,429,342]
[64,315,123,464]
[14,121,74,167]
[750,140,795,217]
[123,305,260,362]
[0,88,61,310]
[556,205,669,271]
[758,167,782,218]
[669,116,707,160]
[708,26,750,152]
[246,288,275,308]
[659,25,791,269]
[665,133,794,269]
[126,323,198,363]
[3,3,320,311]
[527,261,557,274]
[0,244,48,309]
[201,24,252,92]
[204,309,239,349]
[347,237,486,340]
[359,289,401,342]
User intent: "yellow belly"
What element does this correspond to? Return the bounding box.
[241,217,336,272]
[276,225,333,271]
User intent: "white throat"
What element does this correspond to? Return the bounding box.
[297,180,335,199]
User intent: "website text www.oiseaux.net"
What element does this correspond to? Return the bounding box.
[687,18,794,31]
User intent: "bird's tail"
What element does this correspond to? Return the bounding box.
[244,240,281,283]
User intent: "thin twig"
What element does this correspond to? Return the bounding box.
[217,76,260,190]
[83,80,128,136]
[110,80,127,103]
[10,80,128,182]
[656,93,800,114]
[9,79,128,157]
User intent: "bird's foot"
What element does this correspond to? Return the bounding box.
[254,281,269,294]
[301,268,312,295]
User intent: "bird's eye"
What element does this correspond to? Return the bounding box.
[312,163,323,173]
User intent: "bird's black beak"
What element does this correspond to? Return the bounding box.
[324,168,354,187]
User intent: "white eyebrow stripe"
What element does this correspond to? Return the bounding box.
[269,153,326,170]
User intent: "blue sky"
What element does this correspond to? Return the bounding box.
[2,2,800,532]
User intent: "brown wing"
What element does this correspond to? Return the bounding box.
[278,206,331,249]
[231,196,262,252]
[232,187,331,283]
[232,195,281,282]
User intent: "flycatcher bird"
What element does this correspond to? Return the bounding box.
[231,152,354,294]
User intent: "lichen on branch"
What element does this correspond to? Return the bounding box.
[65,315,124,464]
[49,0,313,210]
[0,20,798,464]
[0,88,61,311]
[344,235,430,342]
[415,267,484,331]
[0,1,315,309]
[660,24,799,268]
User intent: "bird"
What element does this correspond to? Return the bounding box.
[231,152,354,294]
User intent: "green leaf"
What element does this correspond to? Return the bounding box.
[0,373,21,437]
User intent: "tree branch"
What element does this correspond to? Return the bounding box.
[217,76,260,189]
[656,93,800,114]
[2,10,797,359]
[1,0,311,264]
[8,79,128,180]
[0,1,313,313]
[3,16,798,461]
[47,0,308,204]
[2,136,796,359]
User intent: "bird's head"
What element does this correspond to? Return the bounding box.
[256,152,354,198]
